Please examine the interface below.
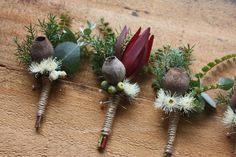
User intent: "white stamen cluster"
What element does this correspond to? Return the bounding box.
[223,107,236,127]
[154,88,196,114]
[123,79,140,99]
[29,57,67,81]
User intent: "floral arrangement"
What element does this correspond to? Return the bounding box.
[84,22,154,150]
[214,76,236,155]
[148,45,236,157]
[14,13,82,130]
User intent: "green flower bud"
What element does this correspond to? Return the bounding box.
[117,82,125,91]
[108,85,117,94]
[101,80,109,90]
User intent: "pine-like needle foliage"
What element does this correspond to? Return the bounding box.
[91,19,116,75]
[14,24,36,65]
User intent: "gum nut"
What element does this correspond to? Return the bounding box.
[117,82,125,91]
[162,68,190,94]
[102,56,126,84]
[30,36,54,62]
[108,85,117,94]
[101,80,109,90]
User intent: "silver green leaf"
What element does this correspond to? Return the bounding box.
[54,42,80,75]
[218,77,234,90]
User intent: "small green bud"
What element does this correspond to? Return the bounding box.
[117,82,125,91]
[108,85,117,94]
[101,81,109,90]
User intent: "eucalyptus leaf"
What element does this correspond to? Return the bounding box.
[200,92,216,108]
[218,77,234,90]
[54,42,80,75]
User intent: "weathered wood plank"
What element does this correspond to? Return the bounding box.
[1,0,236,156]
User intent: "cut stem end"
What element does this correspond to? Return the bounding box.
[97,134,109,151]
[35,115,43,130]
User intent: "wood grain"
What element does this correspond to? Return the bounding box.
[0,0,236,156]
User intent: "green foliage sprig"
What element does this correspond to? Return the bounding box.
[148,44,194,90]
[78,18,117,75]
[14,13,77,66]
[14,24,36,65]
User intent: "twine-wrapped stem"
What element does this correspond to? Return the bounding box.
[97,95,121,150]
[35,77,52,130]
[227,126,236,157]
[164,111,180,157]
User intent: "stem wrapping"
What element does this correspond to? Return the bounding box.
[164,111,180,157]
[35,77,52,129]
[97,95,120,150]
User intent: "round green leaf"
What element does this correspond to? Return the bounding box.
[218,77,234,90]
[54,42,80,75]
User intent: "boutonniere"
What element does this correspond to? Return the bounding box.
[149,45,236,156]
[215,77,236,155]
[84,20,154,150]
[14,13,82,130]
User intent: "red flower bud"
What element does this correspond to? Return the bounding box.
[115,27,154,78]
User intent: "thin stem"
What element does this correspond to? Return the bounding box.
[97,95,120,151]
[35,77,52,130]
[164,111,180,157]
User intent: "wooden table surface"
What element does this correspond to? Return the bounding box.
[1,0,236,156]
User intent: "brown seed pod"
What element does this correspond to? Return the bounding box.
[30,36,54,62]
[102,56,126,84]
[162,68,190,95]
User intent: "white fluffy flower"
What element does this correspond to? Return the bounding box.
[29,62,43,73]
[178,94,195,114]
[41,57,61,72]
[29,57,61,74]
[223,107,236,127]
[154,89,178,113]
[123,79,140,99]
[154,89,195,114]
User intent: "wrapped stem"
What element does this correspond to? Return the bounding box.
[164,111,180,157]
[228,126,236,157]
[97,95,121,150]
[35,77,52,130]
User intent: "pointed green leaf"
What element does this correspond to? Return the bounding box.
[54,42,80,75]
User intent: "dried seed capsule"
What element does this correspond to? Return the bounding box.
[102,56,126,84]
[162,68,190,95]
[30,36,54,62]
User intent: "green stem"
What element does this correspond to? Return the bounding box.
[193,83,219,95]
